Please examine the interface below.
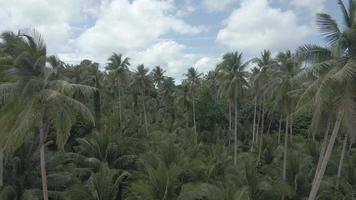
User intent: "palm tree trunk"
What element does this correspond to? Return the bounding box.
[118,88,123,127]
[267,119,272,135]
[234,101,238,166]
[228,101,232,146]
[337,134,348,186]
[312,120,330,185]
[39,115,50,200]
[0,150,3,188]
[289,115,293,142]
[281,115,289,200]
[278,116,282,144]
[141,92,149,136]
[255,105,261,147]
[258,102,265,161]
[192,97,197,144]
[229,101,232,132]
[308,112,343,200]
[252,97,257,149]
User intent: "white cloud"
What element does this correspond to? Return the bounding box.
[75,0,204,59]
[130,40,195,80]
[0,0,97,52]
[202,0,238,12]
[194,57,221,73]
[130,40,219,80]
[216,0,310,54]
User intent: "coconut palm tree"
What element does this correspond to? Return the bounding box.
[106,53,130,127]
[217,52,250,165]
[151,66,165,89]
[251,50,276,152]
[0,31,95,200]
[65,163,129,200]
[131,64,152,135]
[296,1,356,199]
[267,50,300,200]
[183,67,202,144]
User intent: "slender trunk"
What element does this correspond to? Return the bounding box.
[337,134,348,186]
[252,97,257,149]
[308,112,343,200]
[229,101,232,132]
[255,105,261,147]
[234,100,238,166]
[267,119,272,135]
[118,88,122,127]
[258,102,265,161]
[278,116,282,144]
[228,101,232,146]
[39,116,50,200]
[141,92,149,136]
[281,115,289,200]
[289,115,293,142]
[0,150,3,188]
[312,120,331,185]
[193,97,197,144]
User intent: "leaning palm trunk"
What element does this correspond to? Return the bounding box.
[312,120,331,185]
[193,98,197,144]
[229,101,232,133]
[308,112,343,200]
[337,134,348,186]
[281,115,289,200]
[39,115,50,200]
[118,88,123,127]
[141,92,149,136]
[258,102,265,161]
[289,115,293,142]
[278,116,282,144]
[228,101,232,146]
[0,150,3,187]
[255,105,261,147]
[251,97,257,150]
[234,101,238,165]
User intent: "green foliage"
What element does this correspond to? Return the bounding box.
[1,2,356,199]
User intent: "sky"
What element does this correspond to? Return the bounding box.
[0,0,341,80]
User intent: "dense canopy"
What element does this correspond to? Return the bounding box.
[1,1,356,200]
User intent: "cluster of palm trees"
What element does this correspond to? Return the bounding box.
[0,1,356,199]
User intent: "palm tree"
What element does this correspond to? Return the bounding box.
[106,53,130,127]
[183,67,202,144]
[268,50,300,200]
[251,50,275,152]
[65,163,129,200]
[151,66,165,88]
[0,31,95,200]
[131,64,152,135]
[217,52,250,165]
[297,1,356,199]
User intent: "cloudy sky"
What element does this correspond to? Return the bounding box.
[0,0,340,80]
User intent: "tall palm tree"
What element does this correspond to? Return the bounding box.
[131,64,152,135]
[106,53,130,127]
[251,50,275,152]
[151,66,165,89]
[184,67,202,144]
[269,51,300,200]
[217,52,249,165]
[0,31,95,200]
[296,1,356,199]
